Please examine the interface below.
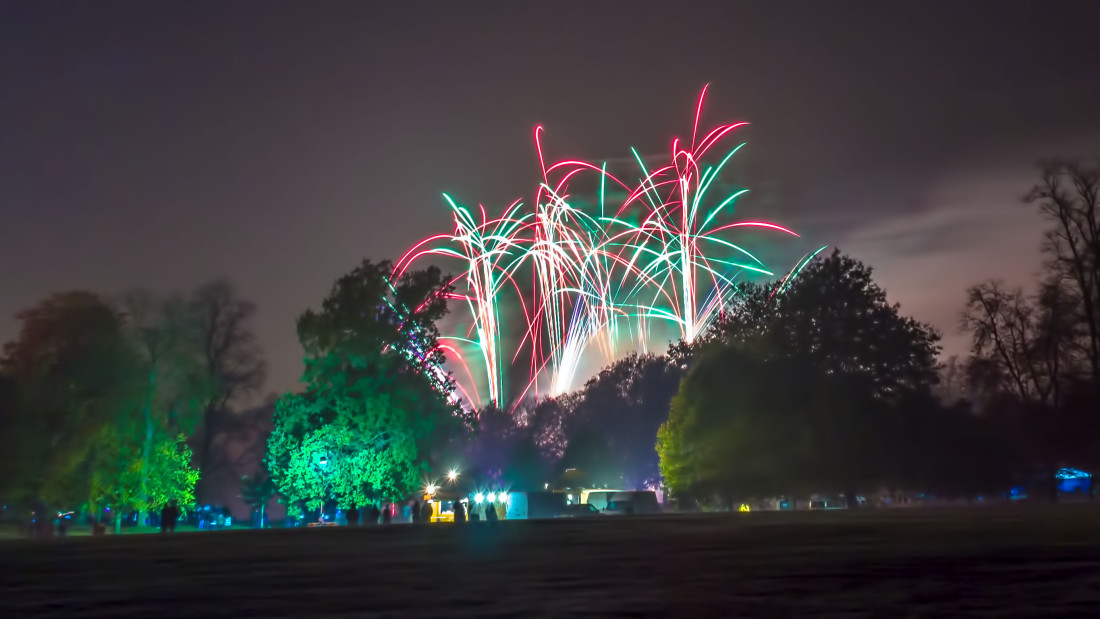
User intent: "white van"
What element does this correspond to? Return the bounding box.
[503,491,569,520]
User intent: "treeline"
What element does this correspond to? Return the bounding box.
[462,160,1100,508]
[260,160,1100,515]
[255,258,686,516]
[0,282,265,530]
[3,160,1095,525]
[957,160,1100,499]
[657,160,1100,506]
[658,251,958,506]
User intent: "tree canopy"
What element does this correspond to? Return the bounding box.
[0,292,139,506]
[711,250,941,400]
[566,353,683,489]
[658,251,947,505]
[959,159,1100,497]
[189,280,266,495]
[0,291,203,526]
[267,260,466,510]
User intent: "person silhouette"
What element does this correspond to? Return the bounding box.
[160,500,179,533]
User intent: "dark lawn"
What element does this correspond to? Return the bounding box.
[2,507,1099,617]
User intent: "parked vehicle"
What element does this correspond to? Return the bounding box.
[504,491,568,519]
[587,491,660,515]
[561,503,601,518]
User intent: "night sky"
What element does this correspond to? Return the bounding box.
[3,1,1100,397]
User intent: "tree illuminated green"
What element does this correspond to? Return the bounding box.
[267,260,467,511]
[121,289,213,525]
[88,412,199,532]
[267,389,426,507]
[0,292,138,506]
[660,251,943,505]
[657,343,814,504]
[1,291,207,525]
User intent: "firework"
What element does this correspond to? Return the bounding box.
[397,86,817,408]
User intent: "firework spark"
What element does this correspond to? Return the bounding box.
[397,86,817,408]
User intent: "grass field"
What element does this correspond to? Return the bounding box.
[2,507,1099,617]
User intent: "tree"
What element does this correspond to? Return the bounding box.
[753,250,941,400]
[87,415,199,533]
[935,355,970,404]
[466,405,521,480]
[567,353,684,488]
[296,260,452,387]
[121,289,209,522]
[0,292,139,507]
[200,401,276,495]
[240,471,277,527]
[660,251,943,505]
[267,388,430,508]
[961,279,1079,499]
[703,282,775,348]
[513,394,575,461]
[502,436,549,491]
[459,403,553,491]
[0,372,18,495]
[1025,160,1100,496]
[267,260,467,510]
[189,281,266,493]
[657,343,814,505]
[896,395,1016,501]
[1028,160,1100,384]
[558,428,621,489]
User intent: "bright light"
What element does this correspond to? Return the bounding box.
[567,494,573,501]
[498,492,508,503]
[425,484,438,495]
[447,469,459,482]
[474,493,484,504]
[318,455,329,466]
[1056,467,1092,479]
[487,493,496,502]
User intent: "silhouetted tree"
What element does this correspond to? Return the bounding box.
[760,250,941,400]
[189,281,266,493]
[1028,160,1100,384]
[0,372,17,495]
[240,471,277,527]
[962,279,1080,500]
[464,404,553,491]
[567,353,683,488]
[501,436,548,491]
[558,428,622,489]
[660,251,943,505]
[506,394,576,461]
[935,355,970,404]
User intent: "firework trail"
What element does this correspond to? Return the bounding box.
[394,197,531,406]
[398,86,818,408]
